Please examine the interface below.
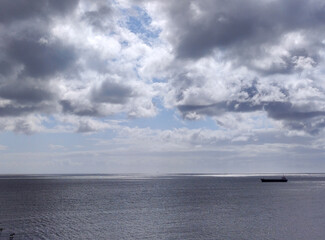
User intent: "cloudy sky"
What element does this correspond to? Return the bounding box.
[1,0,325,174]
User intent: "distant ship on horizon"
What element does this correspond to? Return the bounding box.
[260,176,288,182]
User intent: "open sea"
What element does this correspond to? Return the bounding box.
[0,174,324,239]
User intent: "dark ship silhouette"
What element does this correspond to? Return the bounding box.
[260,176,288,182]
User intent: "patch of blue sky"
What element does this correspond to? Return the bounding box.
[123,107,220,131]
[152,77,166,83]
[252,113,275,129]
[0,132,57,153]
[120,40,129,47]
[42,115,58,129]
[125,6,161,45]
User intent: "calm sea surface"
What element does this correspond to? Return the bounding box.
[0,174,324,239]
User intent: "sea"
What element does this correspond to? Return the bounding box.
[0,174,324,240]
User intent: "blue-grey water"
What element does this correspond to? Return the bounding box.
[0,174,324,239]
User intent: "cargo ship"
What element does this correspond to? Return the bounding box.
[260,176,288,182]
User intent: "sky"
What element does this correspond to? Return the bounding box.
[1,0,325,174]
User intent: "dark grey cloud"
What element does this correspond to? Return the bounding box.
[82,5,113,32]
[76,120,103,133]
[178,99,325,135]
[7,38,76,78]
[91,80,135,104]
[0,105,38,117]
[60,100,101,117]
[284,117,325,136]
[13,119,34,135]
[77,121,95,133]
[0,30,70,118]
[178,101,263,117]
[0,60,13,76]
[0,0,79,24]
[264,102,325,121]
[0,103,55,117]
[0,0,80,120]
[0,80,55,103]
[157,0,325,60]
[179,100,325,121]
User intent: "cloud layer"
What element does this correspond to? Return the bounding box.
[141,0,325,135]
[0,0,163,133]
[1,0,325,137]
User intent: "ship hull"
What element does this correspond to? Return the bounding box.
[261,179,288,182]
